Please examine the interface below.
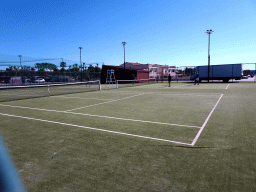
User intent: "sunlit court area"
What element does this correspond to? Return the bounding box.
[0,81,256,191]
[1,0,256,191]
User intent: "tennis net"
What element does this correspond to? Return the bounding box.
[0,81,101,102]
[116,79,156,89]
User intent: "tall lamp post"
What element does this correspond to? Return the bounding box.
[79,47,83,82]
[18,55,22,68]
[122,42,127,69]
[205,29,214,83]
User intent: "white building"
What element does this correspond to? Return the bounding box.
[120,62,176,79]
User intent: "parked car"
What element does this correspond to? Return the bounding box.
[0,80,5,83]
[34,78,45,83]
[25,78,31,83]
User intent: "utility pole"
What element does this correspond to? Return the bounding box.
[79,47,83,82]
[79,47,83,66]
[205,29,214,83]
[122,42,127,69]
[18,55,22,68]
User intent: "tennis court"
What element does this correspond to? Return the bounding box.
[0,82,256,191]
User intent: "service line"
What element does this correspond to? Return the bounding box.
[51,96,114,101]
[0,112,192,146]
[66,93,145,112]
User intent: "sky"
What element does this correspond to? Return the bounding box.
[0,0,256,69]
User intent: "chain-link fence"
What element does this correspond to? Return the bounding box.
[174,66,194,82]
[0,69,101,86]
[240,63,256,83]
[1,63,255,86]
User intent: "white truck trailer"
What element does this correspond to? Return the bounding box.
[190,64,242,83]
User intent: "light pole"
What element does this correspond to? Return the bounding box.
[79,47,83,82]
[205,29,214,83]
[122,42,127,69]
[18,55,22,68]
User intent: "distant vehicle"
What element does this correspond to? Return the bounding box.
[25,78,31,83]
[190,64,242,83]
[0,80,5,83]
[34,78,45,83]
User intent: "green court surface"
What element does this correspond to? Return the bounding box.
[0,82,255,191]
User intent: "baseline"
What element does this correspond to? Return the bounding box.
[0,112,192,146]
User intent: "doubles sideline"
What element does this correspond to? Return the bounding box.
[0,112,192,146]
[191,94,224,146]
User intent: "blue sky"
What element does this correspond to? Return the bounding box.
[0,0,255,69]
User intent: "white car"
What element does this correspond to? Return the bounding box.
[34,78,45,83]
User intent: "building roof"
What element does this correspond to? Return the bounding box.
[102,65,148,72]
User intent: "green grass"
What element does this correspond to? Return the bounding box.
[0,82,256,191]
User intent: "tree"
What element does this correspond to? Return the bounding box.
[185,67,193,76]
[243,70,250,76]
[87,64,95,73]
[72,64,79,72]
[86,64,102,80]
[176,70,183,74]
[60,62,67,71]
[60,67,65,72]
[6,66,13,71]
[35,63,57,70]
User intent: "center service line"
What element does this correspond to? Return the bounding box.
[191,94,224,146]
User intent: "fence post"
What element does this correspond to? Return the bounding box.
[232,64,233,83]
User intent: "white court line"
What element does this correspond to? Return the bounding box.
[171,84,193,88]
[0,104,200,128]
[66,93,145,112]
[128,85,190,89]
[51,96,113,101]
[99,92,222,97]
[100,90,140,94]
[145,93,221,97]
[191,94,224,146]
[225,84,230,89]
[0,112,192,146]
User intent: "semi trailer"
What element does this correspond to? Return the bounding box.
[190,64,242,83]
